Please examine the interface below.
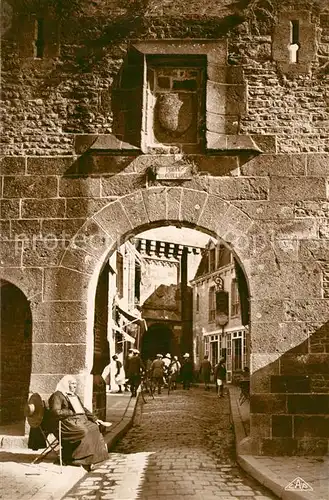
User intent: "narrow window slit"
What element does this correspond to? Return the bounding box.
[35,19,44,58]
[289,20,300,63]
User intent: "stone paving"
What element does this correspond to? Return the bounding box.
[63,387,276,500]
[0,449,85,500]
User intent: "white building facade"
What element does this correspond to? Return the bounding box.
[191,241,250,383]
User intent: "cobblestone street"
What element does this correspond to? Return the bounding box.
[63,388,276,500]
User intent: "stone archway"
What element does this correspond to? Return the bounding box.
[0,279,32,435]
[55,187,266,407]
[141,323,175,361]
[33,185,326,455]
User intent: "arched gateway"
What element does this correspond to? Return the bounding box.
[1,186,327,456]
[0,279,32,435]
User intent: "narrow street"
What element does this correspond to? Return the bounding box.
[63,388,276,500]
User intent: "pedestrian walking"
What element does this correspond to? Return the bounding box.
[150,354,165,394]
[145,358,153,378]
[112,354,125,393]
[123,348,135,392]
[180,353,193,390]
[168,355,181,389]
[199,355,212,391]
[101,362,111,392]
[125,349,144,397]
[214,358,226,397]
[163,353,171,385]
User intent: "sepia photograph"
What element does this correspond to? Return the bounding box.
[0,1,328,499]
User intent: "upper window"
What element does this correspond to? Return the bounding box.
[231,278,240,317]
[209,248,216,272]
[218,245,231,268]
[116,252,124,299]
[34,19,45,58]
[208,286,216,323]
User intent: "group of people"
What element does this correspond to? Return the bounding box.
[107,349,196,396]
[199,356,227,397]
[111,351,229,397]
[146,352,194,394]
[103,348,144,396]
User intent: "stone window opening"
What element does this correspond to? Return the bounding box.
[288,20,300,64]
[273,11,316,74]
[144,55,206,153]
[34,19,45,58]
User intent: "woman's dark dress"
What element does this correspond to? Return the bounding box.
[48,391,108,466]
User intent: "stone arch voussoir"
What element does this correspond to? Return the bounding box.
[60,187,277,282]
[0,268,43,302]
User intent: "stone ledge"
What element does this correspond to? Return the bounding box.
[0,434,28,449]
[74,134,264,158]
[74,134,140,155]
[206,133,263,155]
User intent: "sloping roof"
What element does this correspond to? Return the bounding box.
[192,238,215,279]
[142,284,181,312]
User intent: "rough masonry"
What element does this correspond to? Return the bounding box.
[1,0,329,455]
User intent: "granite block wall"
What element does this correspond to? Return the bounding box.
[1,0,329,454]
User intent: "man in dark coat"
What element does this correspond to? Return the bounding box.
[199,355,212,391]
[214,358,226,397]
[150,354,165,394]
[125,349,144,397]
[180,353,193,390]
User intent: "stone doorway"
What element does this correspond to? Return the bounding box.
[87,210,250,399]
[141,323,175,361]
[91,262,110,419]
[57,188,254,408]
[0,280,32,435]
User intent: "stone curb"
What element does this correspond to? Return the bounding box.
[228,387,321,500]
[104,394,139,451]
[0,434,29,449]
[237,455,321,500]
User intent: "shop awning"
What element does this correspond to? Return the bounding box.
[117,305,140,322]
[112,323,136,344]
[116,305,147,331]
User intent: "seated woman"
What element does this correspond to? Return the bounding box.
[48,375,111,470]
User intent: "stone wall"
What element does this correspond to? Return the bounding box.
[1,0,329,155]
[1,162,328,453]
[1,0,329,455]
